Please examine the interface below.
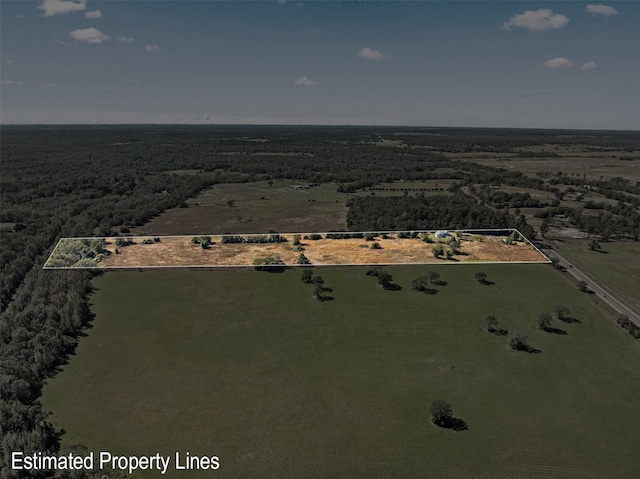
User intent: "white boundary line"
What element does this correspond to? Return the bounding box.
[43,228,551,270]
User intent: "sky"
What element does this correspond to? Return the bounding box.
[1,0,638,129]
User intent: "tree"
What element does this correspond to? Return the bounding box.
[370,242,382,249]
[301,268,313,284]
[365,266,380,277]
[508,331,528,351]
[474,271,488,284]
[313,283,326,301]
[553,305,569,321]
[297,253,311,265]
[293,234,301,246]
[312,275,324,285]
[588,240,601,251]
[227,199,235,207]
[377,271,393,289]
[485,315,498,333]
[430,400,453,427]
[536,312,552,331]
[578,281,589,293]
[540,219,549,238]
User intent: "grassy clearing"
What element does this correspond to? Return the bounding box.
[42,265,640,479]
[133,180,350,235]
[553,240,640,315]
[447,152,640,183]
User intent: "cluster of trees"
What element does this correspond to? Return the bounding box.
[220,234,287,244]
[45,238,108,268]
[617,315,640,339]
[346,193,521,233]
[191,236,213,248]
[365,267,398,291]
[252,255,286,271]
[538,205,639,241]
[300,269,332,301]
[475,189,543,209]
[410,271,445,294]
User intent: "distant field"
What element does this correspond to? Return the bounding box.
[446,151,640,183]
[133,180,350,235]
[42,265,640,479]
[552,240,640,316]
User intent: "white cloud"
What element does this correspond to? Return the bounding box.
[586,4,619,17]
[581,61,598,71]
[3,80,24,86]
[501,9,569,32]
[357,47,391,61]
[68,27,110,44]
[84,9,102,19]
[38,0,86,17]
[294,76,316,88]
[116,35,134,43]
[145,44,160,53]
[543,57,574,69]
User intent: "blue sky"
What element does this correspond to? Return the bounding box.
[1,0,638,129]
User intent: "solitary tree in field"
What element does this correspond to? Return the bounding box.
[589,240,601,252]
[474,272,488,284]
[301,268,313,284]
[430,400,453,427]
[485,315,498,333]
[508,331,528,351]
[536,312,552,331]
[377,271,394,290]
[313,283,326,301]
[553,305,570,322]
[578,281,589,293]
[297,253,311,265]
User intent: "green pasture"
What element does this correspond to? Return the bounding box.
[133,180,350,235]
[447,151,640,183]
[553,240,640,316]
[42,264,640,478]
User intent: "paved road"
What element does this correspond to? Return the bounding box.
[542,247,640,328]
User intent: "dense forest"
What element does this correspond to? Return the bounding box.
[1,125,638,478]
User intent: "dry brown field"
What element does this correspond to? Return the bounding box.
[54,232,548,268]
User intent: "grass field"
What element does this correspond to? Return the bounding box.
[42,265,640,478]
[133,180,351,236]
[446,151,640,183]
[552,240,640,316]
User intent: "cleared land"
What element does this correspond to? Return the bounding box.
[45,231,548,268]
[42,265,640,479]
[132,180,350,235]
